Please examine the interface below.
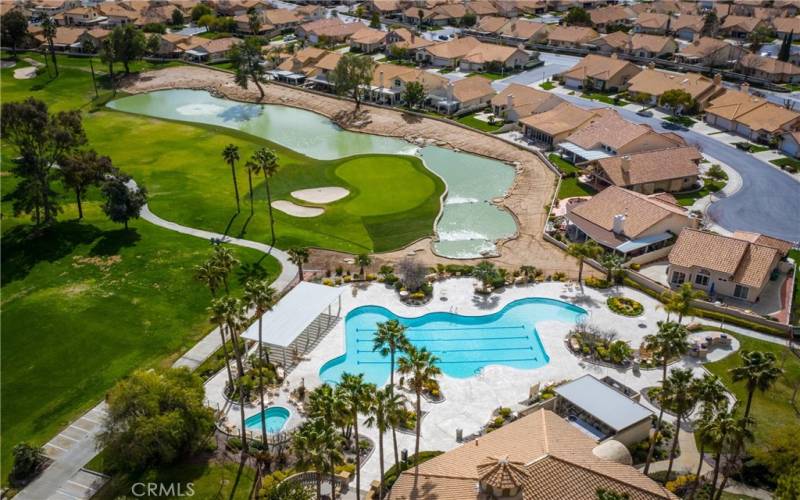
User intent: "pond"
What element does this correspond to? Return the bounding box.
[107,89,517,258]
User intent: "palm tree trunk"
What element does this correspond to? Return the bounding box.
[229,326,249,454]
[414,391,421,473]
[49,42,58,76]
[254,77,265,100]
[76,190,83,219]
[378,425,385,497]
[644,404,665,475]
[316,476,322,500]
[743,390,755,422]
[218,323,234,392]
[258,316,267,440]
[690,441,706,499]
[89,57,98,97]
[230,161,240,213]
[263,174,276,246]
[298,262,304,281]
[354,414,362,500]
[247,170,254,215]
[709,447,724,499]
[330,457,337,500]
[665,415,681,482]
[577,259,584,283]
[390,351,400,467]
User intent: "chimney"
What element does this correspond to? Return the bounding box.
[621,155,632,182]
[611,52,618,59]
[741,82,750,94]
[713,73,721,85]
[447,81,454,102]
[648,61,656,69]
[612,213,626,235]
[506,93,514,109]
[379,69,385,89]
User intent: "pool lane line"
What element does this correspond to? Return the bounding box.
[356,346,534,354]
[355,335,530,343]
[357,356,540,365]
[354,325,525,333]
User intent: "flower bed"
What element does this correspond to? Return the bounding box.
[607,296,644,317]
[567,323,633,367]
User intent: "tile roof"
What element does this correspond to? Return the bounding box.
[732,231,795,256]
[739,52,800,76]
[590,5,636,25]
[627,68,718,99]
[461,42,527,65]
[424,36,482,59]
[387,409,676,500]
[772,16,800,32]
[679,37,733,58]
[477,456,528,490]
[569,185,687,240]
[497,19,547,40]
[450,75,495,103]
[263,8,301,25]
[721,15,763,32]
[349,27,387,44]
[560,54,641,82]
[519,102,598,136]
[592,146,702,187]
[548,25,599,44]
[671,14,705,32]
[595,30,632,50]
[566,109,653,150]
[372,63,448,91]
[636,12,670,30]
[475,15,508,33]
[491,83,562,109]
[630,33,677,53]
[669,229,780,288]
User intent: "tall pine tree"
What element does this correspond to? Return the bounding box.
[778,31,793,62]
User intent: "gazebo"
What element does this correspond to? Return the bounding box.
[241,282,344,370]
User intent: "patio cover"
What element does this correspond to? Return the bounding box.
[242,282,344,348]
[559,142,613,162]
[555,375,652,432]
[615,231,672,254]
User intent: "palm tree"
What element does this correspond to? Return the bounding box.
[293,419,329,499]
[642,321,690,474]
[339,373,374,500]
[691,374,728,495]
[320,420,346,500]
[308,384,347,436]
[194,260,223,297]
[567,241,602,284]
[248,148,279,246]
[710,407,753,500]
[373,319,409,466]
[244,158,258,215]
[243,279,276,441]
[472,260,498,292]
[397,345,441,470]
[212,245,239,294]
[221,296,249,453]
[356,254,372,277]
[730,350,782,422]
[599,252,624,284]
[663,368,699,482]
[366,386,406,497]
[662,283,706,324]
[222,144,241,213]
[42,17,58,77]
[208,298,234,400]
[288,247,310,281]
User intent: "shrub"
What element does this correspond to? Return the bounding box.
[498,407,512,419]
[9,443,46,486]
[322,278,334,286]
[366,273,377,281]
[607,296,643,316]
[384,273,399,285]
[552,271,567,281]
[629,263,641,271]
[410,291,426,300]
[343,275,352,283]
[585,276,611,289]
[227,437,243,450]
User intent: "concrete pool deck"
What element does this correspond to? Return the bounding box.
[206,278,741,488]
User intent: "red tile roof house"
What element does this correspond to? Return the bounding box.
[585,146,702,194]
[779,130,800,158]
[736,52,800,84]
[625,67,726,112]
[566,186,693,258]
[634,12,671,35]
[491,83,563,123]
[719,15,770,40]
[590,5,638,33]
[628,33,678,59]
[667,228,793,303]
[674,36,744,67]
[559,54,642,92]
[547,26,600,49]
[704,87,800,143]
[670,13,705,41]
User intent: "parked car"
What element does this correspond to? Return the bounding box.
[636,109,653,117]
[438,34,449,40]
[284,34,296,42]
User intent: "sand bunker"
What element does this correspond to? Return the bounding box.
[291,187,350,204]
[272,200,324,218]
[13,66,37,79]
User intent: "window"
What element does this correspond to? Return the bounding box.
[734,285,749,299]
[694,269,710,287]
[671,271,686,284]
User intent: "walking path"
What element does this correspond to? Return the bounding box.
[16,206,298,500]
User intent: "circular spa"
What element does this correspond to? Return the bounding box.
[244,405,291,434]
[319,297,587,386]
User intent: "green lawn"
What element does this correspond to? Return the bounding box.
[558,177,597,199]
[582,92,628,106]
[539,81,556,90]
[548,153,581,175]
[93,455,256,500]
[704,331,800,462]
[770,156,800,174]
[1,55,285,480]
[790,249,800,325]
[457,113,503,133]
[467,71,509,81]
[673,177,726,206]
[663,115,697,128]
[734,141,770,154]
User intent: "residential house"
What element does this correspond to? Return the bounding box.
[263,8,303,31]
[590,5,637,32]
[29,0,81,19]
[737,53,800,83]
[367,0,402,17]
[156,33,192,57]
[96,3,140,26]
[719,16,767,39]
[634,12,671,35]
[349,27,388,53]
[558,109,686,164]
[77,28,111,52]
[304,52,343,89]
[271,46,333,84]
[416,36,482,67]
[559,54,642,92]
[496,19,549,46]
[566,186,692,258]
[385,28,435,58]
[704,87,800,143]
[772,16,800,40]
[430,75,495,114]
[296,18,367,44]
[33,26,86,51]
[466,0,498,17]
[388,408,676,500]
[367,63,449,105]
[426,3,467,26]
[628,34,678,59]
[491,83,563,123]
[671,14,705,41]
[401,7,429,26]
[213,0,269,17]
[674,36,743,67]
[470,15,508,36]
[589,31,631,55]
[234,13,275,35]
[587,146,701,194]
[626,68,725,111]
[181,36,238,62]
[458,42,530,72]
[62,7,106,26]
[519,102,599,148]
[667,228,790,303]
[779,130,800,157]
[547,26,599,49]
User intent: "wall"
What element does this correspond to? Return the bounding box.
[626,244,673,266]
[613,419,651,447]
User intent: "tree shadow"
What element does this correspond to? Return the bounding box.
[237,261,269,286]
[1,221,102,284]
[223,211,240,238]
[227,457,247,500]
[236,212,254,239]
[88,228,141,256]
[401,111,423,124]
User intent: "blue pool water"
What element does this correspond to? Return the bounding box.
[244,406,290,433]
[319,298,587,386]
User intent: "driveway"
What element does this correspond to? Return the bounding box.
[493,52,581,91]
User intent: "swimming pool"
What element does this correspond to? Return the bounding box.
[244,406,291,434]
[319,298,587,386]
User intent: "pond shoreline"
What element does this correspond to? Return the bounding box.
[119,66,579,273]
